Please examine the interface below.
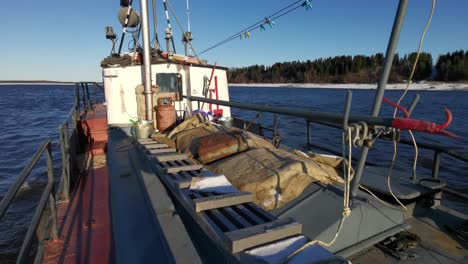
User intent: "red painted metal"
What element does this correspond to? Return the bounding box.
[392,107,458,137]
[80,104,108,153]
[156,98,177,132]
[43,163,113,264]
[201,63,217,111]
[383,97,409,118]
[43,102,112,263]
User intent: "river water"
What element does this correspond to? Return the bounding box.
[0,84,467,261]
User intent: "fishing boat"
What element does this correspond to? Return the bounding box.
[1,0,467,263]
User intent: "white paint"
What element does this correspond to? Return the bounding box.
[245,236,308,263]
[102,62,231,124]
[189,174,239,194]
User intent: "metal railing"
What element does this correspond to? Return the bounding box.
[0,140,58,264]
[76,82,104,112]
[57,89,81,202]
[0,82,97,263]
[185,95,468,199]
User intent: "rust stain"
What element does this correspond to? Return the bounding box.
[198,132,248,164]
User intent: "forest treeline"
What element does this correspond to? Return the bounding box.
[227,50,468,83]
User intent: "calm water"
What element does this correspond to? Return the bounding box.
[0,84,467,260]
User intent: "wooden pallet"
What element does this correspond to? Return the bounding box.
[136,137,304,255]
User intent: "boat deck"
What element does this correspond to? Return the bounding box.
[350,206,468,263]
[43,154,112,264]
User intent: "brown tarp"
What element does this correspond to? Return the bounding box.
[169,115,352,211]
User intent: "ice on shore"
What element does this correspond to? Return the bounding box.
[232,82,468,91]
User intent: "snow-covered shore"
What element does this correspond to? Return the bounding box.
[231,82,468,91]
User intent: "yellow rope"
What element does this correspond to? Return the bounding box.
[387,0,435,211]
[284,128,353,262]
[359,184,404,211]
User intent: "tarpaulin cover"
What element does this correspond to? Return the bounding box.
[169,115,352,210]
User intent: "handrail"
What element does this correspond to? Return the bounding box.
[185,95,392,126]
[186,95,467,184]
[76,82,105,112]
[57,96,80,201]
[0,82,85,263]
[305,119,468,163]
[0,139,58,264]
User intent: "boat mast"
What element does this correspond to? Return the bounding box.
[350,0,408,197]
[140,0,154,121]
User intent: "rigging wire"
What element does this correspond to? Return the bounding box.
[117,0,135,54]
[386,0,436,211]
[151,0,160,50]
[165,0,200,60]
[198,0,306,55]
[162,0,177,53]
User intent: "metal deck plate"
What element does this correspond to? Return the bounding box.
[360,166,446,200]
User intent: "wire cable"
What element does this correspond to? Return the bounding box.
[165,0,200,60]
[386,0,436,211]
[198,0,306,55]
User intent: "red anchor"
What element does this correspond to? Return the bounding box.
[383,97,458,138]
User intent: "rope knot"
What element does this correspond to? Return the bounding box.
[343,207,351,217]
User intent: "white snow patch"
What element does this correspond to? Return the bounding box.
[232,82,468,91]
[189,174,239,194]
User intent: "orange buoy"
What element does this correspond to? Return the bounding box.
[156,98,176,132]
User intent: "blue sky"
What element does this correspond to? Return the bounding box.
[1,0,467,82]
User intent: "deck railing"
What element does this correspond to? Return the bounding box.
[76,82,104,112]
[57,88,80,202]
[0,139,58,264]
[0,82,102,263]
[185,95,468,200]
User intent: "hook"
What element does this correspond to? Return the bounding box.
[435,107,452,131]
[383,97,409,118]
[391,107,459,138]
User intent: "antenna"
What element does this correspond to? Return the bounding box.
[186,0,191,32]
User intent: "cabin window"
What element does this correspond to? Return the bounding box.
[156,73,183,96]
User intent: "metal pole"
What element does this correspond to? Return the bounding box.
[151,0,160,50]
[343,91,353,131]
[45,143,58,240]
[64,123,70,201]
[432,151,441,179]
[162,0,176,54]
[117,0,135,54]
[408,94,421,116]
[350,0,408,197]
[186,96,393,127]
[140,0,154,121]
[371,0,408,117]
[186,0,191,32]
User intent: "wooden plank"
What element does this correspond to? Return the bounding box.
[224,217,302,253]
[175,179,192,189]
[138,141,160,146]
[192,192,252,212]
[147,148,176,154]
[166,164,203,174]
[138,138,155,143]
[191,192,238,232]
[143,143,169,149]
[153,153,187,162]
